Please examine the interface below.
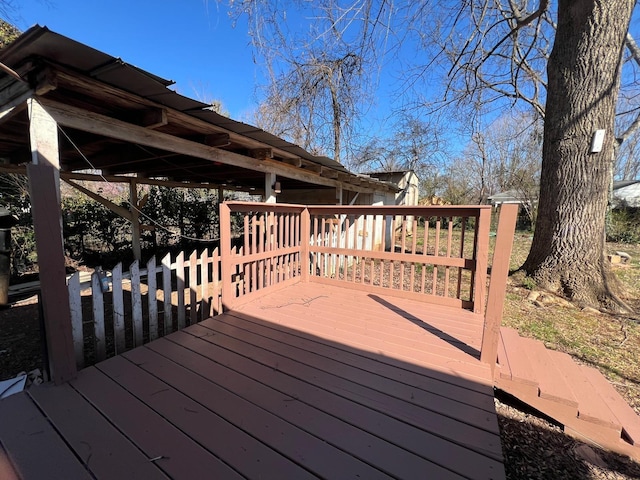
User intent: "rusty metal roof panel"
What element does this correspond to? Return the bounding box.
[0,25,393,190]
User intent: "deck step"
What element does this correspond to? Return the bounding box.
[494,327,640,461]
[548,352,621,430]
[497,327,537,387]
[579,365,640,446]
[519,337,578,409]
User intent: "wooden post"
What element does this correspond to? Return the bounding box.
[29,99,61,196]
[130,178,142,261]
[336,185,343,205]
[218,186,224,212]
[219,203,232,310]
[300,208,310,283]
[27,99,76,384]
[480,204,518,368]
[472,208,492,314]
[265,172,276,204]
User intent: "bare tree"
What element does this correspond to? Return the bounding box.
[228,0,392,164]
[225,0,639,308]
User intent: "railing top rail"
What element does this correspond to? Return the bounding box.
[224,201,306,213]
[306,205,491,216]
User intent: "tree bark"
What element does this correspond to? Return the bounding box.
[523,0,634,310]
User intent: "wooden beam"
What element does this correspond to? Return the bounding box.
[0,101,27,126]
[62,178,133,221]
[0,79,32,108]
[264,172,277,204]
[48,66,302,160]
[29,99,60,172]
[204,133,230,147]
[283,158,303,168]
[249,148,273,160]
[320,166,339,179]
[29,98,71,379]
[301,161,322,174]
[130,178,142,261]
[38,97,384,193]
[38,67,395,193]
[219,203,233,311]
[139,108,168,129]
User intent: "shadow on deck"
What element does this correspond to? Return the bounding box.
[0,283,505,479]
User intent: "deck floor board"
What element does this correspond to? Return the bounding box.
[222,311,496,412]
[0,282,505,479]
[200,314,500,436]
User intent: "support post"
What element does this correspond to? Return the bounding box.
[300,208,310,282]
[336,185,343,205]
[218,186,224,216]
[472,208,492,314]
[129,178,141,261]
[27,98,76,384]
[480,204,518,369]
[264,172,276,204]
[219,202,232,311]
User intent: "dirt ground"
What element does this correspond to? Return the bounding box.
[0,295,42,382]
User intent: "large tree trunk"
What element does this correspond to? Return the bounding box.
[523,0,634,310]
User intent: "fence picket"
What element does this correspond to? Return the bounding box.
[112,263,125,354]
[130,260,143,346]
[91,272,106,361]
[147,256,158,341]
[212,247,221,315]
[161,252,172,334]
[68,272,84,368]
[200,248,210,320]
[176,251,186,330]
[189,250,198,325]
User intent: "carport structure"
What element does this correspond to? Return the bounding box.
[0,26,396,384]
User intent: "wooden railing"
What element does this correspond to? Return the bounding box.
[67,248,221,368]
[306,205,492,312]
[219,202,306,310]
[66,202,515,371]
[220,202,518,367]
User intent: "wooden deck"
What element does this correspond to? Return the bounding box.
[0,283,505,479]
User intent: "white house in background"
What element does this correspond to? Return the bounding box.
[613,180,640,208]
[487,189,531,207]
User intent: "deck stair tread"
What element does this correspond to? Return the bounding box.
[496,327,537,386]
[548,352,621,430]
[494,327,640,461]
[519,337,578,409]
[579,365,640,446]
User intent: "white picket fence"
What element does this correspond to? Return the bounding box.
[67,248,222,368]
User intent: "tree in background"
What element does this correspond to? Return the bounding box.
[0,19,19,48]
[229,0,390,164]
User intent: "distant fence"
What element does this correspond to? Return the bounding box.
[67,248,221,368]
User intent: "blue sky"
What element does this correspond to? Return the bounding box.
[15,1,262,119]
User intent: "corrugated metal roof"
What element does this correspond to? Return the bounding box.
[0,25,352,174]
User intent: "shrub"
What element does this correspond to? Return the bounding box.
[606,208,640,244]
